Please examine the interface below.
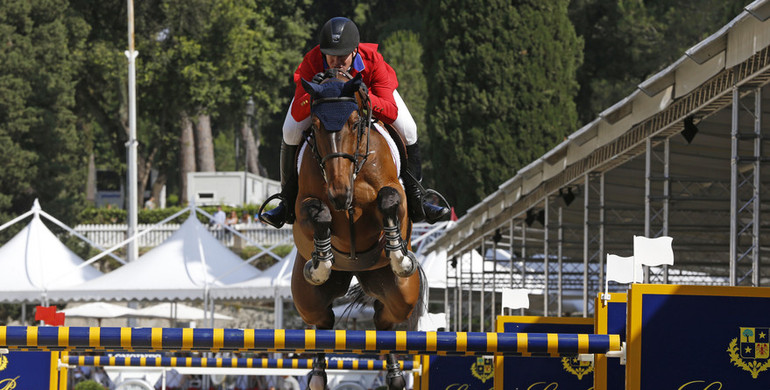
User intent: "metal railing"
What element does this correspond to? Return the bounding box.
[74,223,293,248]
[74,221,450,250]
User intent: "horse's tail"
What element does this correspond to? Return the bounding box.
[406,265,428,331]
[340,265,428,330]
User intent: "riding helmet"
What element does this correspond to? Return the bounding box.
[319,17,359,56]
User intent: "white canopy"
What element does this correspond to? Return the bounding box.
[133,302,233,321]
[209,247,296,300]
[420,250,448,289]
[0,211,102,303]
[51,215,260,301]
[61,302,136,319]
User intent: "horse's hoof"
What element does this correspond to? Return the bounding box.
[307,369,327,390]
[392,251,417,278]
[304,260,331,285]
[386,371,406,390]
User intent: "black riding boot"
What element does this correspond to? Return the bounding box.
[260,141,299,228]
[403,143,450,224]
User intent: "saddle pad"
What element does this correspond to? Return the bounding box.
[298,123,401,176]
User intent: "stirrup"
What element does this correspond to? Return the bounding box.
[421,189,451,224]
[258,193,288,228]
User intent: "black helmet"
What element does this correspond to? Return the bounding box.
[319,17,359,56]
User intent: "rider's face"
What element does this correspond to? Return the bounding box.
[325,49,356,71]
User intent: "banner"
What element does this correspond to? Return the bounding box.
[494,316,594,390]
[627,284,770,389]
[0,351,59,389]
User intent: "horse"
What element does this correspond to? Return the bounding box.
[291,71,425,390]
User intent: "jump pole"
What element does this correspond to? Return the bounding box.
[0,326,621,356]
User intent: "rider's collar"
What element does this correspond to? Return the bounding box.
[322,51,365,73]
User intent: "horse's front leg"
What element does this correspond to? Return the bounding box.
[378,186,417,277]
[300,198,334,285]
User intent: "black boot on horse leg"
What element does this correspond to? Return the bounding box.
[378,187,417,278]
[403,143,450,224]
[301,198,334,285]
[259,141,299,228]
[385,353,406,390]
[307,352,327,390]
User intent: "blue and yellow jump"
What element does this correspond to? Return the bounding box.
[63,355,416,371]
[0,326,621,356]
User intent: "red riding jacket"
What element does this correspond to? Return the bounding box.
[290,43,399,124]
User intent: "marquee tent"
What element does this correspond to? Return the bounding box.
[51,214,261,302]
[0,202,103,303]
[209,247,296,301]
[133,302,233,321]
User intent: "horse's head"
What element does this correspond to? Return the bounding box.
[302,73,369,211]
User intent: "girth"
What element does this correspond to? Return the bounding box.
[330,235,387,271]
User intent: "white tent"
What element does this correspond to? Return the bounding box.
[61,302,137,318]
[52,214,261,301]
[0,205,103,303]
[209,247,296,300]
[133,302,233,321]
[420,249,448,289]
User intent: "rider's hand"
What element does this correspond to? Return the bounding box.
[312,72,325,84]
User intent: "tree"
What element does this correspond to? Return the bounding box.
[423,0,583,214]
[140,0,312,202]
[379,30,429,172]
[0,0,89,227]
[569,0,747,124]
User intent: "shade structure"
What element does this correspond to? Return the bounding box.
[61,302,137,319]
[51,214,260,301]
[420,249,448,289]
[209,247,296,300]
[133,302,233,321]
[0,211,102,303]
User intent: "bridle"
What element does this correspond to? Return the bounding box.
[307,72,373,187]
[305,71,374,261]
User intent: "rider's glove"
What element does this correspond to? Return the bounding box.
[312,72,325,84]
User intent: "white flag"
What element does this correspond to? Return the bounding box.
[606,254,643,284]
[501,288,530,310]
[634,235,674,266]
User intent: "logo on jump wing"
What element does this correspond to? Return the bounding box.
[561,356,593,380]
[727,327,770,379]
[0,355,6,371]
[470,356,494,383]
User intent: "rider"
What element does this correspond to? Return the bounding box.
[260,16,450,228]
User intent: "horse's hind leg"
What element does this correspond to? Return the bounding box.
[300,198,334,285]
[385,353,406,390]
[308,352,327,390]
[377,186,417,277]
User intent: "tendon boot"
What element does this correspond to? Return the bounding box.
[259,141,299,228]
[403,143,450,224]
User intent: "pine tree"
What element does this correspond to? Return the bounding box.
[424,0,583,213]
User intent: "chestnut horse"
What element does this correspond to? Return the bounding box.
[291,72,424,390]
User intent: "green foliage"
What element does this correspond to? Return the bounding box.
[568,0,747,124]
[380,30,430,174]
[240,244,293,269]
[74,380,105,390]
[0,0,89,225]
[424,0,582,213]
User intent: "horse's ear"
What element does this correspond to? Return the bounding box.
[301,78,323,98]
[342,73,363,97]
